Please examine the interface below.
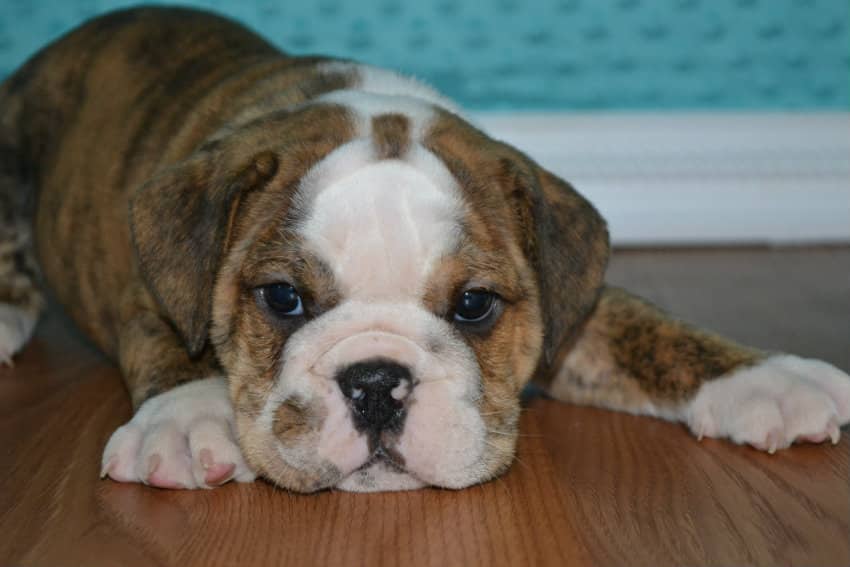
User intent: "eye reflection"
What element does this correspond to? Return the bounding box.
[259,283,304,316]
[453,289,498,323]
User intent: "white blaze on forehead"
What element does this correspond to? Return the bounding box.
[317,61,463,117]
[315,61,464,140]
[299,145,461,299]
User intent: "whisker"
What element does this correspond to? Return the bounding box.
[489,468,511,494]
[478,436,533,474]
[484,428,546,438]
[417,378,454,385]
[509,453,533,473]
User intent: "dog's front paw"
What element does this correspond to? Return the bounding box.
[101,377,255,489]
[686,355,850,453]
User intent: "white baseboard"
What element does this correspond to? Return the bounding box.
[472,112,850,246]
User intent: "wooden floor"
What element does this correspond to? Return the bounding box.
[1,247,848,567]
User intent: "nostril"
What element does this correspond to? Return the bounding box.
[336,359,412,431]
[390,380,411,400]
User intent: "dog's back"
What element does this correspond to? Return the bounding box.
[1,7,281,184]
[0,7,329,353]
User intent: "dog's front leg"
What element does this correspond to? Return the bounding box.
[548,287,850,452]
[100,285,255,488]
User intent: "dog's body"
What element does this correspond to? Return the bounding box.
[1,7,847,492]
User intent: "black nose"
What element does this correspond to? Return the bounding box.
[336,359,412,432]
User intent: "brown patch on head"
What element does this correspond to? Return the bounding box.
[131,103,353,360]
[418,188,539,455]
[240,236,341,318]
[220,238,344,426]
[371,113,411,159]
[421,110,609,389]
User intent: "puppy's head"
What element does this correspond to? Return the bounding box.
[131,95,608,492]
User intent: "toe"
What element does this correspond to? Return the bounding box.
[188,418,250,487]
[146,454,187,489]
[137,421,195,489]
[795,418,841,445]
[779,382,839,446]
[750,428,784,454]
[203,458,237,486]
[102,424,143,482]
[726,397,787,451]
[777,356,850,423]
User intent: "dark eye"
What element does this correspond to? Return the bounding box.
[453,289,498,323]
[259,283,304,316]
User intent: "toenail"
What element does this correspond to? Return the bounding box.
[205,463,236,486]
[100,456,116,478]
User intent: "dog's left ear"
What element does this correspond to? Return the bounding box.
[129,147,278,357]
[507,157,610,366]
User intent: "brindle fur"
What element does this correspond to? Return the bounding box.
[0,7,353,400]
[0,80,44,322]
[371,114,411,159]
[549,287,764,413]
[423,112,611,364]
[0,220,43,317]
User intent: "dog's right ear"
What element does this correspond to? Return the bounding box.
[129,147,278,357]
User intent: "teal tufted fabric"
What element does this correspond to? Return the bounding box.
[0,0,847,110]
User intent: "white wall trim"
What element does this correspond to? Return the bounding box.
[472,112,850,245]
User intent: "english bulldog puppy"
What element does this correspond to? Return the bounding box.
[1,7,847,492]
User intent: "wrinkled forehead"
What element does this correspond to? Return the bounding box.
[295,94,465,301]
